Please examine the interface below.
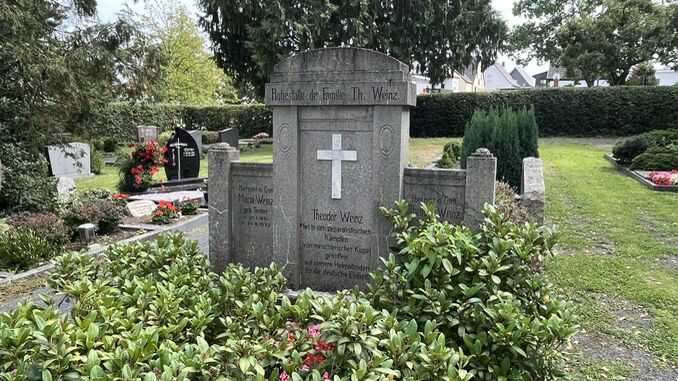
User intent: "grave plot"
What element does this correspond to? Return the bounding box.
[606,129,678,192]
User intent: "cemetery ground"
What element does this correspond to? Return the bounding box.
[2,137,677,380]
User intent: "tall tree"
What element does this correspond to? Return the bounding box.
[627,63,658,86]
[0,0,153,148]
[511,0,677,86]
[198,0,507,98]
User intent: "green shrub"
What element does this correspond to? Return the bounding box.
[84,102,270,141]
[90,146,104,175]
[437,141,461,168]
[369,202,576,380]
[7,212,70,248]
[3,233,472,380]
[612,128,678,164]
[517,106,539,158]
[629,145,678,171]
[63,199,124,235]
[0,229,58,271]
[202,130,220,144]
[0,144,57,213]
[460,109,496,167]
[462,107,536,189]
[412,86,678,137]
[102,137,118,152]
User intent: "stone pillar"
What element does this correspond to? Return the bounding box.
[463,148,497,228]
[521,157,545,224]
[208,143,240,272]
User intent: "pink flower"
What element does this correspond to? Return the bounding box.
[322,371,331,380]
[307,324,321,338]
[300,364,310,372]
[279,370,289,381]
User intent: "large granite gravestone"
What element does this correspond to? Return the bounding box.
[137,125,160,143]
[45,143,91,178]
[209,48,496,291]
[188,130,203,154]
[164,128,200,180]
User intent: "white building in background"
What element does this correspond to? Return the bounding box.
[655,67,678,86]
[411,61,485,94]
[482,63,534,91]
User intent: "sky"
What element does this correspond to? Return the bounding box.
[96,0,549,76]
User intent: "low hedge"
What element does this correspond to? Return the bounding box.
[85,86,678,142]
[85,102,272,141]
[411,86,678,137]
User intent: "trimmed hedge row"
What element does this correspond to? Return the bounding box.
[411,86,678,137]
[85,102,272,140]
[86,86,678,141]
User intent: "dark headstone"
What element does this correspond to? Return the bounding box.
[164,128,200,181]
[219,127,239,148]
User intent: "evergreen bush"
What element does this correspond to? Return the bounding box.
[612,128,678,164]
[629,145,678,171]
[461,107,538,189]
[0,144,57,213]
[437,141,461,168]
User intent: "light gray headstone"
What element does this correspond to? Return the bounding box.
[46,143,91,178]
[521,157,545,224]
[208,143,240,272]
[188,130,203,154]
[126,200,157,218]
[265,48,416,290]
[56,177,76,200]
[137,125,160,143]
[219,127,239,148]
[463,148,497,228]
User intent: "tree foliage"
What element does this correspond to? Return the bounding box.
[511,0,677,85]
[198,0,507,97]
[627,63,658,86]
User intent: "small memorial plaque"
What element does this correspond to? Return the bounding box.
[126,200,157,217]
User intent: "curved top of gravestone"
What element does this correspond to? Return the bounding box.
[266,48,416,106]
[274,48,408,74]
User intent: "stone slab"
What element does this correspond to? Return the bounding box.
[129,190,204,204]
[126,200,157,217]
[403,168,466,224]
[45,143,91,178]
[137,125,160,143]
[219,127,239,148]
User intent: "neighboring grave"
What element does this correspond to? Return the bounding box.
[56,177,76,200]
[163,128,200,180]
[189,130,203,154]
[45,143,91,178]
[129,190,204,204]
[209,48,496,291]
[126,200,157,218]
[137,125,160,143]
[219,127,239,148]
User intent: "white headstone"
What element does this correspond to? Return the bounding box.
[46,142,91,178]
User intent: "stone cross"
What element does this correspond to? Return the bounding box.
[316,134,357,199]
[169,141,188,180]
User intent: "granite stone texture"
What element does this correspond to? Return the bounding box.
[463,148,497,228]
[403,168,466,224]
[46,142,91,179]
[268,48,415,291]
[208,48,498,292]
[208,143,239,272]
[521,157,545,224]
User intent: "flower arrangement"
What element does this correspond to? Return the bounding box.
[118,141,167,192]
[648,170,678,186]
[253,132,270,140]
[151,200,178,224]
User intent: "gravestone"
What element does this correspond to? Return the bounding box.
[45,143,91,178]
[188,130,203,154]
[209,48,496,292]
[163,128,200,180]
[56,177,76,200]
[126,200,157,218]
[137,125,160,143]
[219,127,239,148]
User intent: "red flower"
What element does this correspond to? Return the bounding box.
[303,352,326,366]
[314,341,335,352]
[112,193,129,199]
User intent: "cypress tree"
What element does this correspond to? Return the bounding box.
[517,106,539,158]
[493,107,522,189]
[461,109,495,168]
